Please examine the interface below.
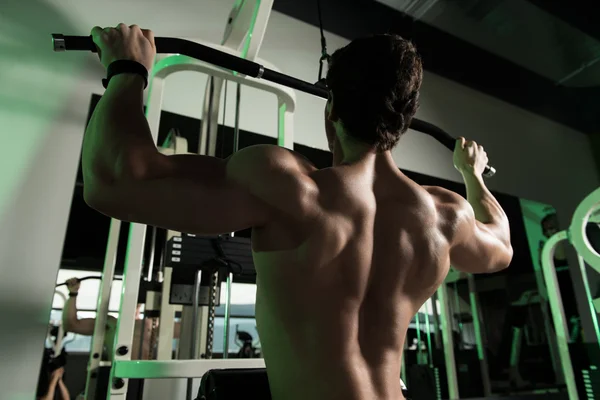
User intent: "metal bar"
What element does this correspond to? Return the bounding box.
[223,273,234,358]
[156,266,176,360]
[570,187,600,273]
[467,275,491,397]
[424,299,434,366]
[234,84,242,152]
[114,359,266,379]
[109,223,147,398]
[532,252,564,383]
[277,100,294,150]
[415,307,422,364]
[575,252,600,343]
[401,340,407,387]
[137,313,146,361]
[541,231,579,400]
[430,292,442,350]
[186,269,203,400]
[84,218,121,400]
[147,226,158,281]
[437,283,459,399]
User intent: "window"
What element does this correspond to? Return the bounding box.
[212,317,260,354]
[220,282,257,305]
[213,283,259,354]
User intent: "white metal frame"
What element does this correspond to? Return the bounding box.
[149,54,296,151]
[83,219,122,399]
[115,359,266,379]
[540,187,600,400]
[570,187,600,273]
[52,291,68,357]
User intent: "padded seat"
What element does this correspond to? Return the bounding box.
[197,368,410,399]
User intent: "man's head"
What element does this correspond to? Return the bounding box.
[324,34,423,155]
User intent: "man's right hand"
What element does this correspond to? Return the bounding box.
[453,137,488,177]
[66,278,80,294]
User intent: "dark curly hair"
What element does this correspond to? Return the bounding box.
[326,34,423,152]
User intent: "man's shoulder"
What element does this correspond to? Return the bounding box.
[230,145,320,217]
[421,185,472,233]
[231,145,318,175]
[422,185,466,207]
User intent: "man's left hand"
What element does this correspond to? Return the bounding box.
[90,23,156,71]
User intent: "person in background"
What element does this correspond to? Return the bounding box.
[63,277,180,360]
[63,278,117,359]
[37,367,70,400]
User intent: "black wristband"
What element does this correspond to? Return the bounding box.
[102,60,148,89]
[69,292,78,297]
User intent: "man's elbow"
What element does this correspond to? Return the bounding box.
[490,244,514,273]
[82,173,139,219]
[63,319,79,334]
[83,184,117,217]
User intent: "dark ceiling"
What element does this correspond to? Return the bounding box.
[273,0,600,135]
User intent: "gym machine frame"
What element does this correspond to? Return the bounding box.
[540,187,600,400]
[52,1,486,398]
[82,2,281,399]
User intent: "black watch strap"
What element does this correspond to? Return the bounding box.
[69,292,78,297]
[102,60,148,89]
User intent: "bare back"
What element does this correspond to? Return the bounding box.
[252,157,453,400]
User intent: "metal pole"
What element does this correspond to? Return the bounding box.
[437,283,459,399]
[137,309,146,360]
[542,232,580,400]
[415,309,423,365]
[147,226,157,282]
[467,275,492,397]
[424,299,434,366]
[430,292,442,350]
[186,269,203,400]
[223,272,234,358]
[233,84,241,152]
[84,219,121,400]
[221,78,241,359]
[401,338,408,386]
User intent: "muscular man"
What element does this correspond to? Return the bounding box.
[84,25,513,400]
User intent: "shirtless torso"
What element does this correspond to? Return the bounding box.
[250,152,451,400]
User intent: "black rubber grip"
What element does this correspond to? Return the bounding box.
[51,34,496,177]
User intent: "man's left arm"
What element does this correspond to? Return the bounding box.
[82,76,309,234]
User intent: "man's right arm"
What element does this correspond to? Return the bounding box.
[449,172,513,274]
[444,137,513,274]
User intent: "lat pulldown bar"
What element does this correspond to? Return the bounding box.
[51,34,496,177]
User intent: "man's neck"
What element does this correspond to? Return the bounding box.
[333,138,374,166]
[335,146,397,171]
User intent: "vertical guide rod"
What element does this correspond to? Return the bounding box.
[223,82,243,358]
[186,270,203,400]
